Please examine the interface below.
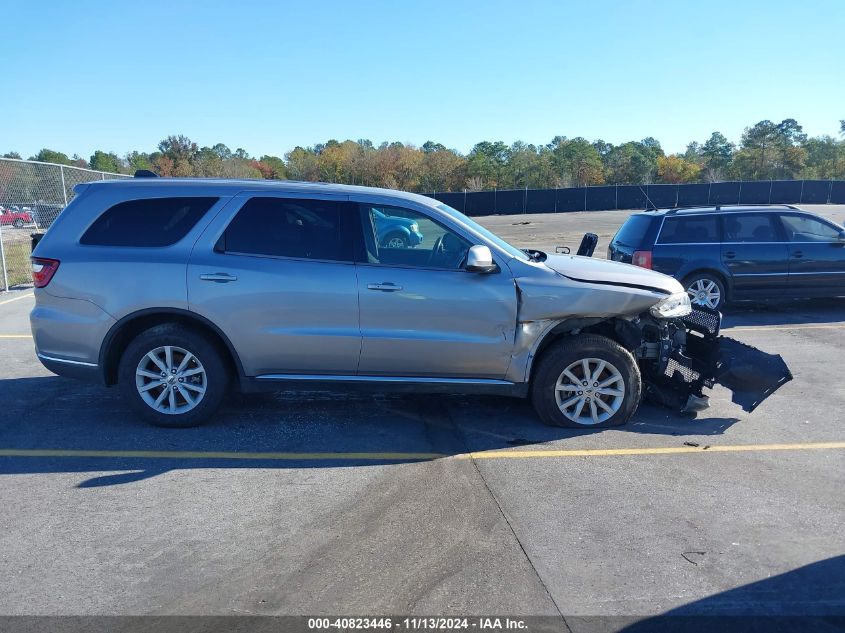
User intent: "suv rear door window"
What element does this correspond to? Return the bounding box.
[722,213,780,243]
[657,215,720,244]
[81,197,218,246]
[221,197,351,261]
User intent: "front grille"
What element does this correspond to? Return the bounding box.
[683,306,721,337]
[665,357,700,383]
[663,351,714,389]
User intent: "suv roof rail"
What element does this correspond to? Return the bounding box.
[663,203,802,215]
[134,169,159,178]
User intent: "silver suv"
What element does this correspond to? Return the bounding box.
[30,177,790,428]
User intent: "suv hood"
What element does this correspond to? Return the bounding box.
[542,254,683,295]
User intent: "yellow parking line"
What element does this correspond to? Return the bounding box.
[463,441,845,459]
[0,442,841,462]
[0,293,33,306]
[0,449,445,461]
[0,334,32,339]
[727,324,845,332]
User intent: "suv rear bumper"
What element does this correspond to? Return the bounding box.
[36,352,102,383]
[30,289,115,384]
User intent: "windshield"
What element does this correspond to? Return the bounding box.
[435,203,529,261]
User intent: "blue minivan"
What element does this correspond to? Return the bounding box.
[608,205,845,310]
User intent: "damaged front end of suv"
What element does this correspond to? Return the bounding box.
[615,304,792,414]
[511,253,792,419]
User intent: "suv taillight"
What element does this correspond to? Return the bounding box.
[31,257,60,288]
[632,250,652,269]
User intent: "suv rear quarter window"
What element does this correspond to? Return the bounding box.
[81,197,218,247]
[657,215,720,244]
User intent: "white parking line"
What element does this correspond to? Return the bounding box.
[0,292,33,306]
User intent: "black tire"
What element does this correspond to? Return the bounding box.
[683,272,726,311]
[118,324,230,428]
[530,334,641,428]
[13,219,23,228]
[382,231,409,248]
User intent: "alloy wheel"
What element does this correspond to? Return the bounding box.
[135,345,207,415]
[686,278,721,309]
[554,358,625,425]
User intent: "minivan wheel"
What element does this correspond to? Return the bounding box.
[530,334,641,428]
[118,324,229,428]
[684,273,725,311]
[383,232,408,248]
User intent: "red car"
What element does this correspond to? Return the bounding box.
[0,206,33,228]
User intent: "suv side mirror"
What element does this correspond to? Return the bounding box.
[838,229,845,242]
[466,245,497,273]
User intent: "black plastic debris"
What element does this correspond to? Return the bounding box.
[713,337,793,412]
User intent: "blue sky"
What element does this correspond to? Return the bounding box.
[3,0,843,159]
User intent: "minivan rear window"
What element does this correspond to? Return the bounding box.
[612,215,653,247]
[658,215,720,244]
[81,197,218,247]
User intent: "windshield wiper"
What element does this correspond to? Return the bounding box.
[522,248,547,262]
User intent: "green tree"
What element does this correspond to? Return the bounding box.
[657,154,701,183]
[466,141,509,188]
[802,136,844,179]
[211,143,232,161]
[732,120,807,180]
[603,141,661,184]
[2,151,21,159]
[285,146,320,181]
[192,146,223,177]
[30,149,72,165]
[89,150,124,173]
[700,132,734,181]
[548,137,604,186]
[126,151,154,173]
[157,135,198,176]
[258,155,286,180]
[418,144,466,192]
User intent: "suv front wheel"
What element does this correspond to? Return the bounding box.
[531,334,641,428]
[118,324,230,427]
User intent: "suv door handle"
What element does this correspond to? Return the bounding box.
[199,272,238,283]
[792,250,803,258]
[367,282,403,292]
[724,251,736,259]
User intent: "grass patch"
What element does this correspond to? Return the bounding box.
[1,238,32,288]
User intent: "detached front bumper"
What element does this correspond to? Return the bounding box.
[637,306,793,413]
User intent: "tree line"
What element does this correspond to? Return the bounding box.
[4,118,845,193]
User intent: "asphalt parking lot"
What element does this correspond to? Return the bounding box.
[0,208,844,630]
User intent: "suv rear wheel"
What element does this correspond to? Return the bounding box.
[531,334,641,428]
[118,324,229,427]
[684,272,725,311]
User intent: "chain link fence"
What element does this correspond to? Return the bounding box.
[0,158,130,291]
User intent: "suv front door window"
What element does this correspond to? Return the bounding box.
[353,202,517,379]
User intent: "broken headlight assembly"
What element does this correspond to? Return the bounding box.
[649,291,692,319]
